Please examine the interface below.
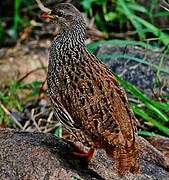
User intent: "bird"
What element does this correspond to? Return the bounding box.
[41,3,140,175]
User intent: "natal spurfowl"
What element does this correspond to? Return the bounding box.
[41,3,140,175]
[41,3,169,175]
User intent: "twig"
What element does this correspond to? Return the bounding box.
[35,0,51,12]
[47,111,54,122]
[23,120,31,130]
[38,77,47,99]
[44,123,61,133]
[0,101,23,129]
[160,0,169,12]
[17,67,46,83]
[44,111,54,133]
[31,109,41,132]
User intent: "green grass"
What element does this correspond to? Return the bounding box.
[0,80,43,126]
[100,54,169,74]
[54,125,62,138]
[81,0,169,45]
[1,0,169,45]
[87,39,158,52]
[138,130,168,138]
[12,0,23,39]
[0,0,34,45]
[116,75,169,137]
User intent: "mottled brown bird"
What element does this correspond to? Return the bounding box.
[41,3,140,175]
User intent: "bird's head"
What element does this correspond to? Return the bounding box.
[40,3,85,31]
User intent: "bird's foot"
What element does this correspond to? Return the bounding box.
[71,142,94,162]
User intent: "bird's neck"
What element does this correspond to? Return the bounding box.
[53,24,86,51]
[49,24,86,72]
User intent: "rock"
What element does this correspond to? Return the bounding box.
[0,128,169,179]
[95,44,169,96]
[0,40,49,86]
[145,136,169,159]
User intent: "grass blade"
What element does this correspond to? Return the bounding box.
[133,105,169,136]
[98,53,169,74]
[87,39,156,52]
[134,15,169,46]
[116,75,169,122]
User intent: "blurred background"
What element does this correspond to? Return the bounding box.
[0,0,169,141]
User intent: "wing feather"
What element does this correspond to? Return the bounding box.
[50,96,77,131]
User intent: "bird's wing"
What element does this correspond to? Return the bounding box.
[50,96,77,131]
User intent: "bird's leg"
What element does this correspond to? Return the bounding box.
[71,142,95,162]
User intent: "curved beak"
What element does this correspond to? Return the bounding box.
[40,11,54,21]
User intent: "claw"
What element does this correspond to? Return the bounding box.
[71,143,95,162]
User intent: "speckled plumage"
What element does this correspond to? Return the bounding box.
[45,3,140,174]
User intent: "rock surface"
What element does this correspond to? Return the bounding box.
[95,44,169,96]
[0,128,169,179]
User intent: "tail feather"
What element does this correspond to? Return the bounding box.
[117,141,140,175]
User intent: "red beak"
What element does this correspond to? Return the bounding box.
[40,11,54,21]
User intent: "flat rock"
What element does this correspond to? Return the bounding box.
[0,128,169,179]
[95,44,169,96]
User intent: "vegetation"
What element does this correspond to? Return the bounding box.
[81,0,169,45]
[0,80,42,126]
[0,0,169,137]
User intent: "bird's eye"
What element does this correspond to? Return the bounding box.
[56,11,64,17]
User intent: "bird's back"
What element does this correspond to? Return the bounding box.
[48,42,137,149]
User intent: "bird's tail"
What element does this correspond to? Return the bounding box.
[117,140,140,175]
[106,139,140,175]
